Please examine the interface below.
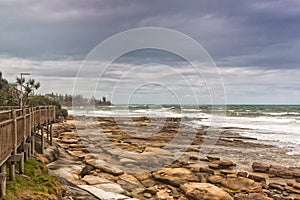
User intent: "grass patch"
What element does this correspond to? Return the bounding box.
[4,158,66,200]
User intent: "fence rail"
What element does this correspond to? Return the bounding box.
[0,106,56,165]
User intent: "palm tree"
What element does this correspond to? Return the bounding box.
[12,76,41,107]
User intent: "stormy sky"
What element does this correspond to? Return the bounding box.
[0,0,299,104]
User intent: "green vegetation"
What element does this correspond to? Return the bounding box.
[0,72,13,106]
[0,72,68,119]
[5,158,66,200]
[46,93,112,107]
[27,95,68,119]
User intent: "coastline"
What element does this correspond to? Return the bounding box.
[46,117,300,200]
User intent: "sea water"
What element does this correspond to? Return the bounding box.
[70,105,300,155]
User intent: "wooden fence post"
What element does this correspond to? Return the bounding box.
[9,110,17,181]
[0,163,6,199]
[22,108,28,162]
[31,107,35,155]
[41,126,44,154]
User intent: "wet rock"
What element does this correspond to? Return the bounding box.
[252,162,269,173]
[180,182,233,200]
[152,168,198,187]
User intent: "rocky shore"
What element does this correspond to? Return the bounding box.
[46,117,300,200]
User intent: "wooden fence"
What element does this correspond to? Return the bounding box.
[0,106,56,198]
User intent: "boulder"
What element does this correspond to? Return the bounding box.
[152,168,198,186]
[221,177,262,192]
[269,165,294,179]
[237,171,248,177]
[207,175,224,184]
[234,193,273,200]
[81,175,112,185]
[284,185,300,194]
[252,162,269,173]
[117,174,144,191]
[293,182,300,190]
[269,183,285,191]
[94,183,125,194]
[78,185,135,200]
[289,167,300,178]
[209,160,235,169]
[180,182,233,200]
[248,174,266,182]
[85,159,124,175]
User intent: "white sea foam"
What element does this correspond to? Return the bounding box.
[69,105,300,155]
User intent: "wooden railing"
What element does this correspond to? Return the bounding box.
[0,106,56,166]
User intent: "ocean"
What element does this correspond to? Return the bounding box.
[70,105,300,156]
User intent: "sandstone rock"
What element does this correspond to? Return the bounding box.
[120,158,138,164]
[141,178,156,188]
[227,173,238,178]
[81,175,112,185]
[180,182,233,200]
[293,182,300,190]
[269,165,294,179]
[284,185,300,194]
[209,160,235,169]
[60,138,79,144]
[143,192,152,198]
[117,174,144,191]
[199,167,214,174]
[144,147,172,156]
[208,163,219,169]
[234,193,273,200]
[152,168,198,186]
[269,183,285,191]
[94,183,125,194]
[221,177,262,192]
[156,188,174,200]
[78,185,134,200]
[85,159,123,175]
[237,171,248,177]
[207,156,220,161]
[248,174,266,182]
[144,186,158,195]
[208,175,224,184]
[252,162,269,173]
[220,170,236,175]
[289,167,300,178]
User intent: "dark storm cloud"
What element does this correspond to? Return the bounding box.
[0,0,299,104]
[0,0,299,69]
